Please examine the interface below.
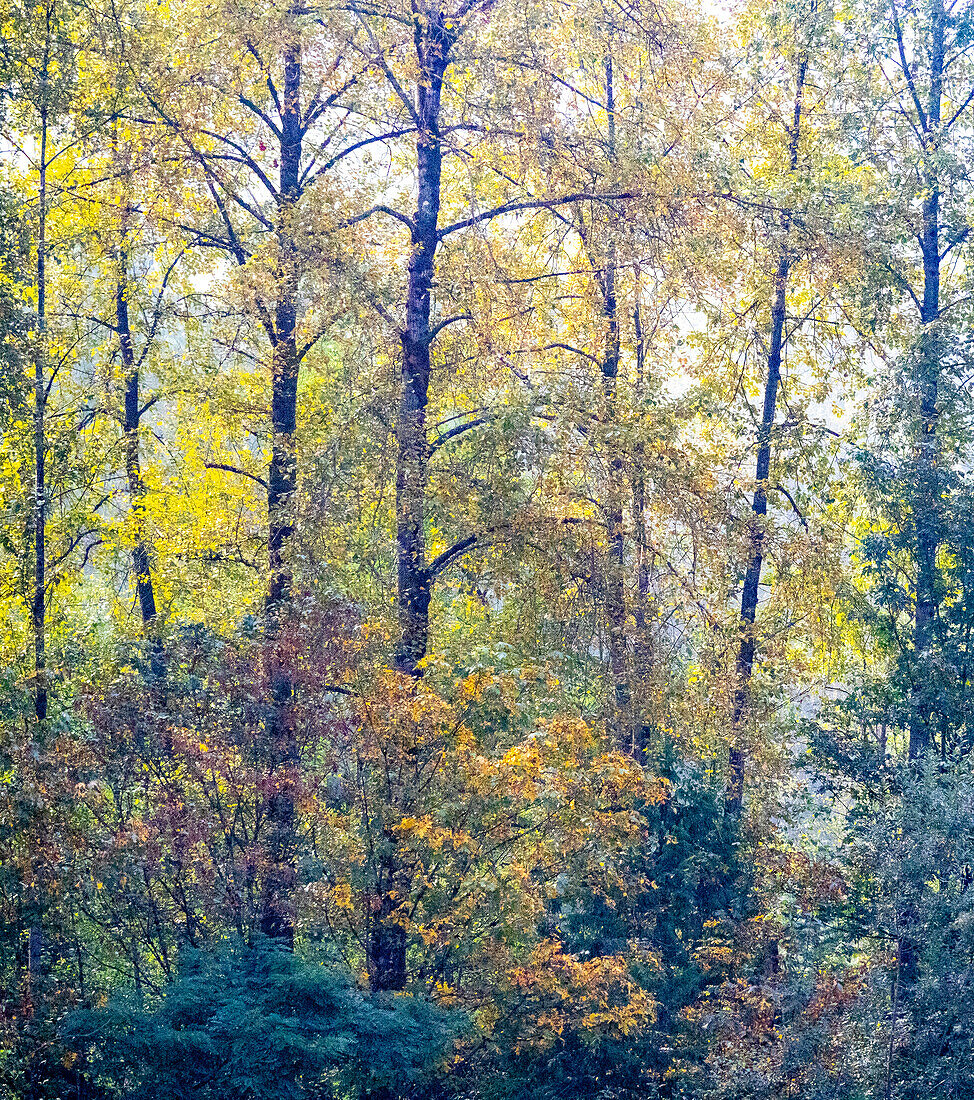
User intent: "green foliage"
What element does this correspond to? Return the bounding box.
[67,936,463,1100]
[837,757,974,1100]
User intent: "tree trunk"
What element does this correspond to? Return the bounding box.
[908,0,944,760]
[896,0,947,1017]
[377,11,455,991]
[260,36,302,949]
[725,50,808,816]
[368,877,407,992]
[266,41,301,618]
[33,96,48,726]
[392,23,451,680]
[116,249,164,679]
[632,304,655,751]
[598,50,633,750]
[24,11,51,1037]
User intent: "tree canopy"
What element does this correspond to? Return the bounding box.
[3,0,974,1096]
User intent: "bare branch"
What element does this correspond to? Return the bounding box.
[352,12,421,128]
[339,203,417,233]
[307,127,416,182]
[772,484,809,530]
[137,247,188,370]
[239,95,283,141]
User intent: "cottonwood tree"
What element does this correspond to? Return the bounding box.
[715,0,853,815]
[119,0,394,945]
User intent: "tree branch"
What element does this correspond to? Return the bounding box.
[352,13,421,128]
[239,95,283,141]
[339,203,417,233]
[429,415,492,452]
[543,341,600,365]
[309,127,416,181]
[427,533,479,577]
[204,462,269,489]
[137,247,187,370]
[772,484,809,530]
[890,0,929,132]
[429,312,472,341]
[438,191,636,238]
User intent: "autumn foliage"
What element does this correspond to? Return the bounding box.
[3,0,974,1095]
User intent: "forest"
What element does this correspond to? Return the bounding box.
[1,0,974,1094]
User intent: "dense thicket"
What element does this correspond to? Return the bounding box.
[2,0,974,1096]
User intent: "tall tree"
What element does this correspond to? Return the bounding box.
[725,3,814,816]
[901,0,947,759]
[881,0,957,758]
[128,0,374,944]
[832,0,974,756]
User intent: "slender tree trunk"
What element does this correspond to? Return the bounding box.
[261,36,302,949]
[601,285,630,737]
[886,937,902,1100]
[598,50,633,749]
[725,247,789,815]
[24,12,51,1034]
[908,0,944,760]
[267,42,301,618]
[632,305,655,750]
[33,100,48,726]
[725,52,807,816]
[893,0,947,1013]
